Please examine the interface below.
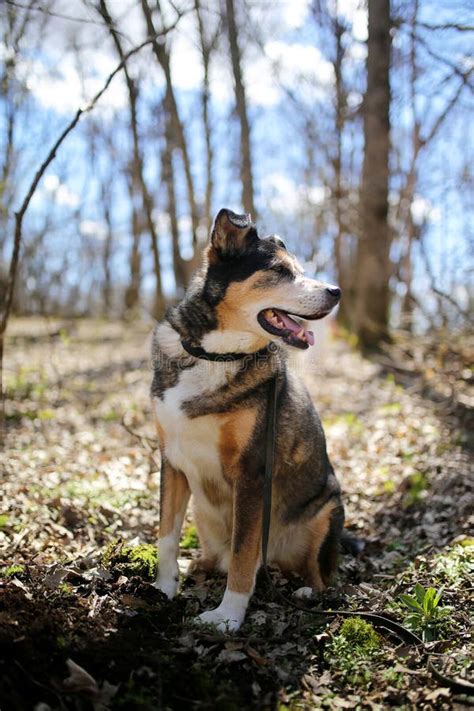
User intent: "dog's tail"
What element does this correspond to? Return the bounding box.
[341,530,365,557]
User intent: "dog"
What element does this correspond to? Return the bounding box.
[151,208,344,631]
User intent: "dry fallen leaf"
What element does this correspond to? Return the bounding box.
[217,649,247,664]
[62,659,118,710]
[247,646,269,666]
[62,659,99,696]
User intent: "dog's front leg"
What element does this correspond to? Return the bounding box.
[154,459,190,599]
[198,478,262,632]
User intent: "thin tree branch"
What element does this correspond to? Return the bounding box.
[416,21,474,32]
[418,236,469,321]
[0,19,182,440]
[415,32,474,88]
[4,0,128,36]
[420,76,469,147]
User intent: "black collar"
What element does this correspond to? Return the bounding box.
[181,339,275,362]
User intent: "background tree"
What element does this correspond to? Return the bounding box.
[354,0,392,350]
[225,0,256,217]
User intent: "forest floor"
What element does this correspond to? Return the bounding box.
[1,318,473,710]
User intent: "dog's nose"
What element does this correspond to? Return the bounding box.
[326,286,341,300]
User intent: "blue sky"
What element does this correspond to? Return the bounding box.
[1,0,472,321]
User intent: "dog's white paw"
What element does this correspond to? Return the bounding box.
[194,589,249,632]
[195,607,243,632]
[153,574,179,599]
[293,586,314,600]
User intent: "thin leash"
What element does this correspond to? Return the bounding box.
[262,372,474,696]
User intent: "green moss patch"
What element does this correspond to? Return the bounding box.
[1,564,26,578]
[326,617,382,689]
[338,617,381,653]
[102,541,158,579]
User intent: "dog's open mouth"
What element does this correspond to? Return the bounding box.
[257,308,315,349]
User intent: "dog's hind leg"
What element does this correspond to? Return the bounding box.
[187,507,219,575]
[301,500,344,594]
[154,459,190,599]
[317,502,344,588]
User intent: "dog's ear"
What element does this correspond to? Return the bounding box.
[210,209,258,259]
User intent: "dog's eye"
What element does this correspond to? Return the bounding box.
[271,264,294,279]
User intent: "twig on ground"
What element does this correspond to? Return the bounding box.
[121,414,161,478]
[121,414,159,451]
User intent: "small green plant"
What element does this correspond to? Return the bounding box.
[379,402,402,414]
[181,524,199,549]
[6,367,31,398]
[382,668,404,689]
[1,564,25,578]
[432,542,474,586]
[59,328,71,345]
[58,582,75,598]
[404,472,429,505]
[102,407,120,422]
[326,617,381,688]
[38,408,55,421]
[0,514,9,529]
[399,583,452,641]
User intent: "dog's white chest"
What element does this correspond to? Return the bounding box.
[153,363,230,485]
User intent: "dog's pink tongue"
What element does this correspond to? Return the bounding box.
[274,309,315,346]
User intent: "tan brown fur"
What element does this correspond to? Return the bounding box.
[193,500,232,569]
[188,555,219,575]
[305,500,337,591]
[159,460,190,538]
[215,272,288,333]
[202,477,228,507]
[215,273,268,332]
[218,408,257,479]
[272,249,301,274]
[291,441,309,465]
[227,509,262,593]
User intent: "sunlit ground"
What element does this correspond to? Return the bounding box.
[1,318,472,709]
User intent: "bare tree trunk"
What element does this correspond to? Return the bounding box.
[101,183,113,317]
[354,0,392,350]
[98,0,165,319]
[201,55,214,236]
[332,11,352,328]
[140,0,200,249]
[0,3,37,299]
[399,0,420,331]
[161,112,187,292]
[225,0,256,217]
[195,0,218,235]
[124,193,142,318]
